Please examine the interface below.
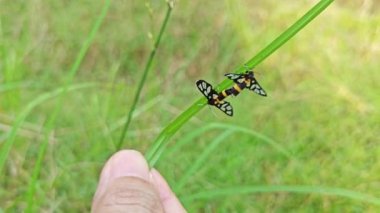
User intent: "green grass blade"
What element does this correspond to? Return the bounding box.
[116,2,174,150]
[24,1,111,211]
[245,0,335,68]
[0,83,96,176]
[180,185,380,206]
[148,121,292,166]
[145,0,333,167]
[174,130,234,192]
[209,123,292,158]
[165,123,291,159]
[156,123,291,168]
[0,81,32,93]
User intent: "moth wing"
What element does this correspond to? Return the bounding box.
[225,73,245,84]
[196,80,215,99]
[215,101,233,116]
[248,78,267,96]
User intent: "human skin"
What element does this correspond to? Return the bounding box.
[92,150,186,213]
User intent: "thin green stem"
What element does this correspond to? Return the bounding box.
[145,0,334,166]
[116,3,173,150]
[24,1,111,211]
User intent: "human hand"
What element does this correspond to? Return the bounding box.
[92,150,186,213]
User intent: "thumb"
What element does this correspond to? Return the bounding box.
[92,150,164,213]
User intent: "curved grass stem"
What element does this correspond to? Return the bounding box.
[145,0,334,167]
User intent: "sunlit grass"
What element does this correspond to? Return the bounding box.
[0,0,379,212]
[181,185,380,206]
[145,0,334,167]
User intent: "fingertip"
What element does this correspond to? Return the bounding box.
[93,149,150,209]
[150,169,172,200]
[150,169,187,213]
[107,150,150,181]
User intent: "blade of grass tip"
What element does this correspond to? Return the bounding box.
[217,0,335,90]
[116,1,174,150]
[174,130,234,193]
[145,0,333,167]
[24,1,111,211]
[180,185,380,206]
[0,83,96,176]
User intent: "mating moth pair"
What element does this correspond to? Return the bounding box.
[196,68,266,116]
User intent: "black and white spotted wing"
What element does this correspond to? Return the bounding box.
[225,73,267,97]
[215,101,233,116]
[196,80,216,100]
[196,80,234,116]
[248,78,267,96]
[225,73,245,84]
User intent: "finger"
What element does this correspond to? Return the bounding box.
[150,169,187,213]
[92,150,150,204]
[93,176,164,213]
[92,150,164,213]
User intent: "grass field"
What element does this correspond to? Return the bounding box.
[1,0,379,212]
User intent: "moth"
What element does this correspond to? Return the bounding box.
[196,69,266,116]
[224,70,267,97]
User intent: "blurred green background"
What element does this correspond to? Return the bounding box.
[1,0,379,212]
